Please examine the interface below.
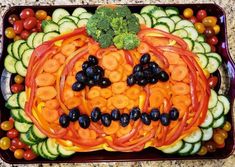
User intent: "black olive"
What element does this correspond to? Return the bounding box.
[150,108,160,121]
[148,61,158,70]
[96,66,104,76]
[72,82,85,91]
[149,77,158,84]
[68,108,80,122]
[59,114,70,128]
[111,109,121,120]
[120,113,130,127]
[87,79,96,87]
[138,78,148,86]
[99,78,111,88]
[140,53,150,65]
[82,61,91,71]
[85,66,97,78]
[93,73,102,82]
[78,115,90,129]
[91,107,101,122]
[134,71,144,80]
[75,71,87,83]
[169,108,179,121]
[151,66,162,75]
[130,107,141,121]
[160,113,170,126]
[101,113,112,127]
[141,113,151,125]
[143,68,152,79]
[127,74,135,86]
[158,71,169,82]
[88,55,98,65]
[133,64,143,73]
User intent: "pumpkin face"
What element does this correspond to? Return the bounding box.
[25,26,210,152]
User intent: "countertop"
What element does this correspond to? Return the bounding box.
[0,0,235,166]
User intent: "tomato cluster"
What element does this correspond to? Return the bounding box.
[5,8,49,40]
[183,8,220,52]
[0,119,37,160]
[10,75,25,93]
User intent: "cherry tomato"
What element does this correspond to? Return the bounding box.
[205,141,216,152]
[45,16,52,20]
[194,22,206,34]
[210,44,216,52]
[215,142,225,148]
[20,8,35,19]
[13,20,24,34]
[14,149,24,159]
[9,117,15,124]
[8,14,20,25]
[35,10,47,20]
[183,8,194,19]
[217,129,228,139]
[197,146,207,155]
[14,35,22,41]
[213,25,220,35]
[213,133,225,145]
[202,16,217,27]
[189,16,197,24]
[11,83,24,93]
[0,137,11,150]
[207,76,218,88]
[196,10,207,21]
[204,27,215,38]
[23,17,37,30]
[9,145,17,152]
[20,30,30,40]
[207,36,218,45]
[23,149,37,160]
[7,129,19,139]
[24,144,31,150]
[31,28,38,32]
[14,75,24,84]
[5,27,16,39]
[11,138,25,149]
[36,20,42,32]
[1,121,13,131]
[223,121,231,131]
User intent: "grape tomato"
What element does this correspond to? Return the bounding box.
[20,8,35,19]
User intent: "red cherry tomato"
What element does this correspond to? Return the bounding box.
[204,27,215,38]
[196,9,207,21]
[13,20,24,34]
[11,138,26,149]
[23,149,37,160]
[23,17,37,30]
[9,117,15,124]
[9,145,17,152]
[8,14,20,25]
[20,30,30,40]
[207,36,218,45]
[36,20,42,32]
[24,144,31,150]
[20,8,35,19]
[7,129,19,139]
[208,76,218,88]
[210,44,216,52]
[189,16,197,24]
[11,84,24,93]
[31,28,38,32]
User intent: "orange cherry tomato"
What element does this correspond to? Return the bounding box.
[202,16,217,27]
[213,25,220,34]
[194,22,205,34]
[213,133,225,145]
[197,146,207,155]
[223,121,231,131]
[0,137,11,150]
[14,35,22,41]
[35,10,47,20]
[216,129,228,139]
[5,27,16,39]
[14,149,24,159]
[45,16,52,20]
[183,8,194,19]
[1,121,13,131]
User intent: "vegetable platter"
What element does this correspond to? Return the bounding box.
[0,4,234,164]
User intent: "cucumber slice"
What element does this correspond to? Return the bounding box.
[153,22,170,33]
[18,109,32,123]
[38,142,47,159]
[31,125,47,140]
[183,38,194,51]
[184,27,198,41]
[27,32,37,48]
[190,142,201,155]
[32,144,39,155]
[6,93,19,109]
[43,21,59,33]
[59,21,77,34]
[42,142,58,160]
[192,41,205,53]
[152,17,157,25]
[141,13,152,28]
[57,145,75,157]
[72,7,87,17]
[206,56,221,73]
[183,128,202,143]
[46,138,60,156]
[200,110,213,128]
[170,15,182,23]
[22,49,33,67]
[161,140,184,154]
[43,32,59,42]
[172,29,188,38]
[212,116,225,128]
[201,42,211,53]
[33,32,44,48]
[12,40,25,60]
[7,43,14,56]
[15,61,27,77]
[58,18,74,25]
[201,127,213,141]
[178,142,193,156]
[208,89,218,109]
[140,5,156,14]
[15,121,32,133]
[210,101,224,119]
[4,55,17,73]
[157,17,175,32]
[10,109,22,122]
[26,127,38,142]
[20,133,36,145]
[165,7,179,16]
[77,18,88,27]
[79,12,92,19]
[18,42,29,59]
[65,16,79,24]
[196,35,205,42]
[52,8,70,23]
[133,13,145,24]
[151,9,167,19]
[175,20,194,30]
[197,53,208,68]
[218,95,230,115]
[206,52,222,63]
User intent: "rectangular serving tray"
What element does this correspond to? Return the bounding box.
[0,3,234,164]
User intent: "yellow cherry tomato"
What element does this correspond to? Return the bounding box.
[14,75,24,84]
[202,16,217,27]
[194,22,206,34]
[5,27,16,39]
[183,8,194,18]
[45,16,52,20]
[213,25,220,34]
[14,149,24,159]
[197,146,207,155]
[0,137,11,150]
[1,121,13,131]
[35,10,47,20]
[213,133,225,145]
[217,129,228,139]
[223,121,231,131]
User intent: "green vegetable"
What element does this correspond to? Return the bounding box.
[86,5,140,49]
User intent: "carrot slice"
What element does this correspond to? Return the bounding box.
[65,96,82,109]
[172,95,191,107]
[42,107,59,122]
[103,121,119,135]
[90,97,107,109]
[61,43,76,57]
[107,98,115,110]
[137,42,150,54]
[171,65,188,81]
[163,51,181,65]
[65,75,76,86]
[149,92,164,109]
[100,88,112,99]
[35,73,56,86]
[101,54,118,71]
[43,59,60,73]
[74,60,84,72]
[63,88,74,100]
[111,82,127,94]
[88,43,100,55]
[123,64,133,75]
[109,71,122,83]
[171,82,190,95]
[87,87,101,99]
[45,99,60,109]
[78,128,97,140]
[126,86,141,100]
[126,99,135,110]
[54,53,66,64]
[36,86,57,101]
[111,95,129,109]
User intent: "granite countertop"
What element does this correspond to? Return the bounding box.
[0,0,235,166]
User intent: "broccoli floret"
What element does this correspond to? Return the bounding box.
[96,7,114,20]
[98,33,113,48]
[96,18,110,31]
[111,17,128,34]
[113,34,125,49]
[126,14,140,34]
[114,6,131,17]
[123,33,140,50]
